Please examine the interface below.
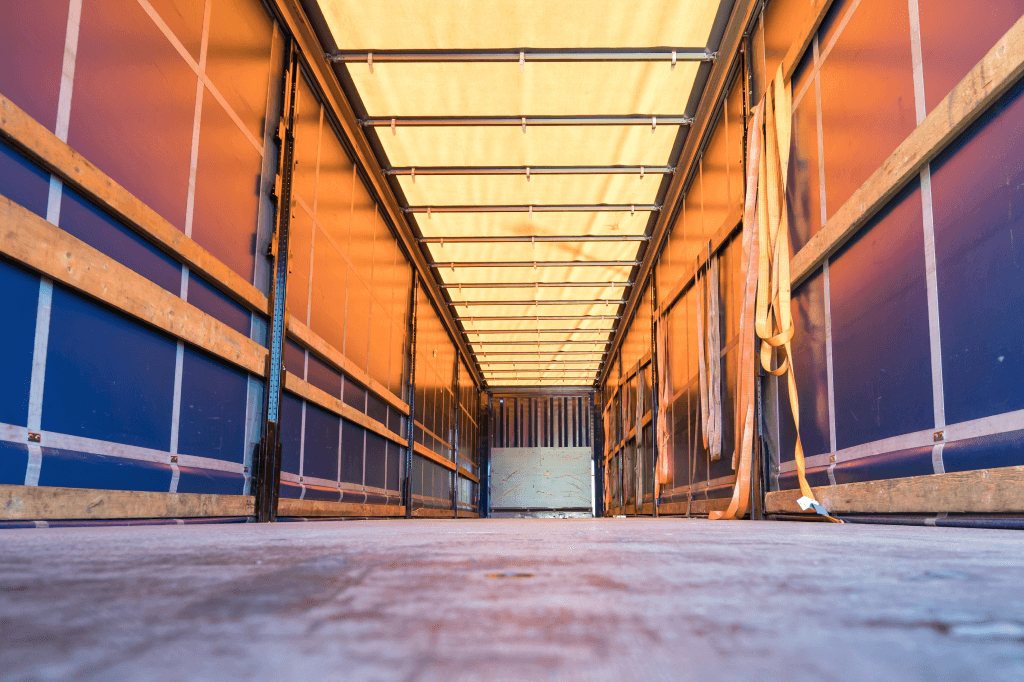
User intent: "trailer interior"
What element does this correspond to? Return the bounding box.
[2,0,1024,679]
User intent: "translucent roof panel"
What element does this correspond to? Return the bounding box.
[315,0,727,387]
[399,174,663,208]
[318,0,719,49]
[351,63,699,116]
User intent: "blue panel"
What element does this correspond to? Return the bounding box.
[777,465,831,491]
[43,287,176,450]
[829,182,933,450]
[0,259,39,427]
[367,393,387,426]
[307,353,341,398]
[340,421,364,485]
[177,348,247,463]
[38,448,172,492]
[779,269,831,464]
[832,447,934,485]
[279,480,302,499]
[364,432,386,489]
[943,430,1024,473]
[670,393,690,491]
[279,393,303,475]
[187,273,251,338]
[303,485,340,502]
[931,81,1024,425]
[302,403,339,482]
[60,188,182,294]
[0,442,29,485]
[175,467,244,495]
[284,339,305,378]
[386,442,401,492]
[0,139,50,217]
[411,454,423,495]
[343,378,366,413]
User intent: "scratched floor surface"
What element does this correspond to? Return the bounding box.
[1,518,1023,681]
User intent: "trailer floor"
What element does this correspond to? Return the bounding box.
[1,518,1023,681]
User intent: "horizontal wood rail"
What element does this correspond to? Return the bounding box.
[766,466,1024,515]
[286,316,409,416]
[0,94,268,315]
[283,373,407,447]
[1,196,267,375]
[457,466,480,484]
[790,13,1024,287]
[654,204,743,319]
[277,498,405,517]
[414,421,452,450]
[0,484,253,520]
[413,441,457,471]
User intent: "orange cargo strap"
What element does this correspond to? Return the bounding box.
[695,245,723,461]
[711,66,840,522]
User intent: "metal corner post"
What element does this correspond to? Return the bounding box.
[452,349,460,518]
[650,274,660,518]
[255,43,299,524]
[404,270,420,519]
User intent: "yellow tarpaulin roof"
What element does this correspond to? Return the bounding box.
[316,0,726,386]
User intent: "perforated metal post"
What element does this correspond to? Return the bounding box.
[404,271,420,519]
[255,44,298,524]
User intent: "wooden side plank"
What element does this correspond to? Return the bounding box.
[781,0,837,80]
[277,498,405,517]
[457,466,480,484]
[283,373,407,447]
[1,196,267,375]
[655,205,743,319]
[287,315,409,416]
[766,465,1024,514]
[0,93,268,315]
[654,498,731,516]
[790,14,1024,286]
[0,484,253,520]
[412,508,457,518]
[413,442,458,472]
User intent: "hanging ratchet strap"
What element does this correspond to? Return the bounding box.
[710,66,840,522]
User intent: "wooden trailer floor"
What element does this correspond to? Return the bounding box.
[1,518,1023,681]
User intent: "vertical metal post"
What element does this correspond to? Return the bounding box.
[452,349,460,518]
[255,44,298,524]
[404,271,420,519]
[650,275,660,518]
[617,349,624,514]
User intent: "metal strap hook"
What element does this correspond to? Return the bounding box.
[631,204,635,216]
[529,205,533,219]
[368,52,373,74]
[522,117,527,134]
[640,166,645,180]
[651,116,657,132]
[411,167,415,183]
[426,206,431,219]
[671,50,676,70]
[391,118,396,136]
[520,51,525,72]
[526,167,530,182]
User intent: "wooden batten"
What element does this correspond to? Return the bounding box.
[413,441,458,471]
[655,497,731,516]
[780,0,837,81]
[790,14,1024,287]
[412,508,457,518]
[766,466,1024,515]
[283,372,407,447]
[277,498,405,518]
[0,93,268,316]
[457,466,480,484]
[287,315,409,416]
[0,484,254,520]
[1,196,267,376]
[655,204,743,319]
